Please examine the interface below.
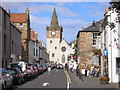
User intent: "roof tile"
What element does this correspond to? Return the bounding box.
[10,13,27,23]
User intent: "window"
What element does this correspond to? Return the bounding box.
[52,53,55,57]
[4,12,6,29]
[50,40,52,43]
[62,54,65,63]
[0,10,1,26]
[61,46,66,52]
[11,41,14,53]
[19,23,23,27]
[36,49,38,56]
[93,33,99,45]
[33,48,35,56]
[55,47,57,49]
[4,35,6,53]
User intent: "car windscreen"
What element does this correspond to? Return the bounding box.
[7,69,17,74]
[10,63,19,68]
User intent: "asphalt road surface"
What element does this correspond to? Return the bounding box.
[10,68,117,90]
[12,69,67,89]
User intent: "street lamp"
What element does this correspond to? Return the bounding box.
[10,54,15,62]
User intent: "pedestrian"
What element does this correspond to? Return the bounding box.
[69,63,73,73]
[85,68,87,77]
[48,64,51,75]
[79,71,84,81]
[76,65,83,81]
[92,68,96,77]
[76,65,79,76]
[65,63,68,71]
[73,62,77,72]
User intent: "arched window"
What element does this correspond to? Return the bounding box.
[62,54,65,63]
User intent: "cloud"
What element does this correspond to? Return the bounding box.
[30,15,51,25]
[60,18,88,28]
[1,2,106,43]
[30,14,88,43]
[2,2,79,18]
[88,10,104,18]
[1,0,111,2]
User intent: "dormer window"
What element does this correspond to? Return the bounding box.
[19,23,23,27]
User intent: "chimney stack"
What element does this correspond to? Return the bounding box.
[26,8,29,15]
[8,9,10,14]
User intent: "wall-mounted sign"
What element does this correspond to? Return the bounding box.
[103,50,108,56]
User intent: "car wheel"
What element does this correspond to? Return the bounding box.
[18,79,21,85]
[2,82,6,89]
[22,78,25,84]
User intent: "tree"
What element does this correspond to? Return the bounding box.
[71,39,77,61]
[109,1,120,11]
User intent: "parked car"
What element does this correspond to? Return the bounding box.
[38,65,44,74]
[34,64,41,75]
[6,68,24,85]
[33,66,39,76]
[9,61,29,81]
[28,66,37,78]
[57,64,64,69]
[28,66,35,79]
[51,63,57,69]
[41,64,47,72]
[0,68,13,89]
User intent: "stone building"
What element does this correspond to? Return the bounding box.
[0,6,11,68]
[0,6,21,68]
[39,42,49,65]
[29,29,39,64]
[46,8,74,64]
[10,8,30,63]
[10,23,22,62]
[77,20,102,69]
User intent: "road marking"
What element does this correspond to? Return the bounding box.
[64,70,72,89]
[42,82,50,87]
[64,70,72,83]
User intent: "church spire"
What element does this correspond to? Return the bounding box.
[50,8,59,29]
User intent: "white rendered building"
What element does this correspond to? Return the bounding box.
[46,8,74,64]
[103,8,120,83]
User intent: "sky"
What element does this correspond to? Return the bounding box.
[1,1,110,44]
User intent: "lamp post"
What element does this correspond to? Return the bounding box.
[10,54,15,62]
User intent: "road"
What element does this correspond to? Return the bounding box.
[12,69,67,89]
[10,68,117,89]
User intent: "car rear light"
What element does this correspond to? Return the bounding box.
[0,76,3,79]
[24,70,26,72]
[16,74,19,77]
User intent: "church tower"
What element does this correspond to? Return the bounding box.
[46,8,63,63]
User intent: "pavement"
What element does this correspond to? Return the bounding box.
[67,70,118,89]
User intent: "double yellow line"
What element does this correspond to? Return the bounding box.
[64,70,72,83]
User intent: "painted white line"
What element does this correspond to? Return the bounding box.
[67,82,70,89]
[42,82,50,87]
[64,70,71,89]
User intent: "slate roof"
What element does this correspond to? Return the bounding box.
[80,19,103,32]
[77,19,103,38]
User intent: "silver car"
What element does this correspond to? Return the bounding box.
[0,68,13,89]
